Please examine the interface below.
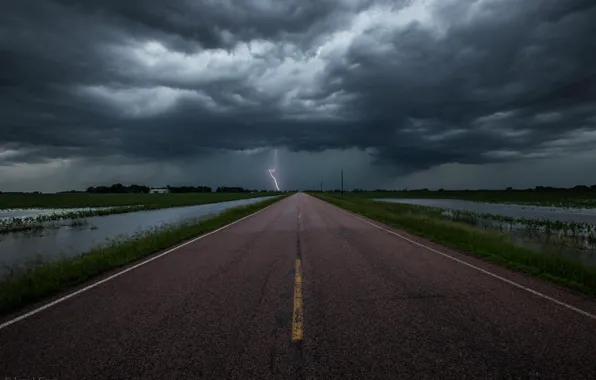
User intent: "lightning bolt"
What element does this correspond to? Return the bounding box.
[269,169,280,191]
[268,149,281,191]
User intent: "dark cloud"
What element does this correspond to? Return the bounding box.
[52,0,375,51]
[1,0,595,189]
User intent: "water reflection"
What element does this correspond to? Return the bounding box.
[0,196,276,276]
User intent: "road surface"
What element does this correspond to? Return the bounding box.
[1,193,596,379]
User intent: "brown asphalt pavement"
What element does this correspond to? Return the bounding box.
[1,193,596,379]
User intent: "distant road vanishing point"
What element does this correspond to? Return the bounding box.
[1,193,596,379]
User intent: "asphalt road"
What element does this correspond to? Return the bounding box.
[1,193,596,379]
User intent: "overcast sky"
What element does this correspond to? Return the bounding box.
[1,0,595,192]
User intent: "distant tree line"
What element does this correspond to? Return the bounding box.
[530,185,596,192]
[298,185,596,193]
[216,186,251,193]
[347,185,596,193]
[0,191,42,194]
[5,183,596,195]
[166,185,212,193]
[78,184,278,194]
[215,186,283,193]
[85,184,214,193]
[86,184,151,194]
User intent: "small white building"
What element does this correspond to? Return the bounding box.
[149,188,170,194]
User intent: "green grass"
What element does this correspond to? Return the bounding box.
[0,192,280,210]
[311,193,596,296]
[0,195,288,315]
[347,190,596,208]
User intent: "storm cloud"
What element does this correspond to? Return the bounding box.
[1,0,595,191]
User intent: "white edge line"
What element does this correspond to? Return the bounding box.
[0,198,284,331]
[312,195,596,321]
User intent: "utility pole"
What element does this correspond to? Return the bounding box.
[341,169,344,196]
[320,181,323,192]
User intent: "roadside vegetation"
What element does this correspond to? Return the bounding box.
[342,188,596,209]
[0,194,288,315]
[0,192,281,233]
[311,193,596,297]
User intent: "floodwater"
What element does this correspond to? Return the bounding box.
[0,207,116,221]
[376,198,596,224]
[377,198,596,266]
[0,196,276,277]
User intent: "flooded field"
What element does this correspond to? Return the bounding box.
[0,196,275,277]
[0,207,116,220]
[377,198,596,224]
[0,206,146,233]
[0,207,111,220]
[0,192,279,233]
[376,198,596,266]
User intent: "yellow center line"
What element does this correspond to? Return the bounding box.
[291,259,304,342]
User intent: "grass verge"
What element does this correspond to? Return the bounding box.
[0,195,288,316]
[311,193,596,297]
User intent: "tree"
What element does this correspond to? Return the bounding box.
[216,186,247,193]
[167,185,212,193]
